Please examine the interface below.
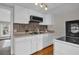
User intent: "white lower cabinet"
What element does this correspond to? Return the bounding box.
[54,40,79,55]
[37,34,43,51]
[25,37,32,55]
[37,34,53,51]
[43,34,49,48]
[43,34,53,48]
[14,37,31,55]
[31,35,38,53]
[14,33,53,55]
[48,34,53,45]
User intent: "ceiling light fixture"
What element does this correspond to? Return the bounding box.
[45,5,48,11]
[34,3,48,11]
[45,6,48,11]
[40,3,43,8]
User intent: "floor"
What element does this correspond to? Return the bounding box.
[0,47,11,55]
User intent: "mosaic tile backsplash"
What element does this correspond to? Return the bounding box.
[13,22,47,32]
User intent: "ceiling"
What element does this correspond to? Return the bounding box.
[5,3,63,13]
[5,3,79,14]
[14,3,63,13]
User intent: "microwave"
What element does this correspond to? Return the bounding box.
[30,15,43,23]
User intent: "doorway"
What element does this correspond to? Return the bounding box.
[0,4,13,55]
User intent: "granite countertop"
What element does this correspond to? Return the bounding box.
[57,36,79,44]
[57,36,66,41]
[14,31,54,38]
[55,36,79,47]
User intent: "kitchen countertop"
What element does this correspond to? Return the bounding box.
[54,36,79,48]
[56,36,66,41]
[0,36,11,40]
[14,32,54,38]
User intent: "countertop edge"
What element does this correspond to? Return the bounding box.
[54,39,79,48]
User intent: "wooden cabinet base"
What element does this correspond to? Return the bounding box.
[32,44,53,55]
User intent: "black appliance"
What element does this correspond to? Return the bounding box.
[66,20,79,44]
[30,15,43,23]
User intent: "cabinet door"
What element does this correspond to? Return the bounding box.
[14,6,29,24]
[14,38,26,55]
[31,36,38,53]
[42,34,53,48]
[37,34,43,51]
[46,14,52,25]
[40,14,53,25]
[48,34,53,45]
[14,37,31,55]
[42,34,49,48]
[24,37,32,55]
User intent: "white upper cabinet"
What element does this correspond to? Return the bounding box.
[14,6,43,24]
[46,14,53,25]
[0,8,11,22]
[40,14,53,25]
[14,6,29,24]
[14,5,53,25]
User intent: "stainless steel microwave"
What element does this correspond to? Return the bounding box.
[30,15,43,23]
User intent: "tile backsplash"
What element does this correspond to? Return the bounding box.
[13,23,47,32]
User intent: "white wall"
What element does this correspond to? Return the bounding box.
[0,8,11,22]
[52,4,79,38]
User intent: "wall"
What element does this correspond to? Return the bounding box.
[0,7,10,22]
[52,4,79,38]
